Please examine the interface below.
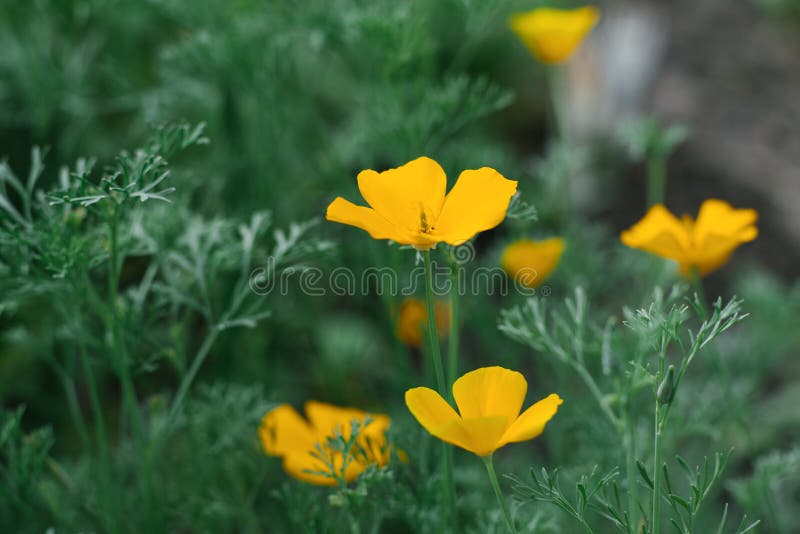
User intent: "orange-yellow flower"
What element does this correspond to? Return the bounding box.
[509,6,600,64]
[259,401,391,486]
[395,297,449,348]
[620,199,758,277]
[326,156,517,249]
[405,366,562,457]
[501,237,565,289]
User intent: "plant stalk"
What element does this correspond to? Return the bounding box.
[423,249,456,532]
[482,455,517,534]
[646,156,666,207]
[652,402,663,534]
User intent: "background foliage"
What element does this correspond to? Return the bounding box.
[1,0,798,532]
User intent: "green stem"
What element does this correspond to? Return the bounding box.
[646,156,666,207]
[652,402,663,534]
[107,208,143,439]
[422,250,447,395]
[689,268,707,319]
[545,65,573,216]
[423,249,455,531]
[482,455,517,534]
[624,411,639,534]
[168,327,220,423]
[448,265,460,392]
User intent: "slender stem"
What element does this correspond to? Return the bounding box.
[546,65,574,216]
[572,362,621,430]
[646,156,666,207]
[652,402,663,534]
[57,365,89,451]
[624,411,639,534]
[107,207,143,439]
[422,249,455,532]
[168,327,220,423]
[79,274,119,533]
[422,250,447,396]
[447,265,460,392]
[482,455,517,534]
[689,268,707,319]
[546,66,568,144]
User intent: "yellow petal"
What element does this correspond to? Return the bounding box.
[620,204,690,262]
[326,197,410,243]
[433,168,517,245]
[692,199,758,258]
[433,416,510,456]
[680,251,733,278]
[258,404,316,457]
[405,387,461,432]
[357,156,447,234]
[501,237,565,288]
[452,366,527,424]
[498,393,563,447]
[304,400,367,439]
[281,451,338,486]
[509,6,600,64]
[282,450,367,486]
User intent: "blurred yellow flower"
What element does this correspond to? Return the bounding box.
[395,297,449,348]
[326,156,517,249]
[509,6,600,64]
[259,401,391,486]
[620,199,758,277]
[501,237,565,288]
[405,366,562,457]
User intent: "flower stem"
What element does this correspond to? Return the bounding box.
[481,455,517,534]
[447,265,460,392]
[689,268,707,319]
[545,65,574,216]
[646,156,666,207]
[423,249,456,531]
[652,402,663,534]
[624,411,639,533]
[422,250,447,396]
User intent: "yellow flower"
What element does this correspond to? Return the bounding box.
[501,237,565,288]
[259,401,391,486]
[326,156,517,249]
[395,297,449,348]
[509,6,600,64]
[405,366,562,457]
[620,199,758,277]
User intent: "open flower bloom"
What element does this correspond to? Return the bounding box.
[259,401,391,486]
[509,6,600,64]
[620,199,758,277]
[405,366,562,457]
[395,297,449,348]
[501,237,565,289]
[326,156,517,249]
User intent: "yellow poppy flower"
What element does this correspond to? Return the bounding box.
[501,237,565,289]
[259,401,391,486]
[326,156,517,249]
[620,199,758,277]
[395,297,449,348]
[509,6,600,64]
[405,366,562,457]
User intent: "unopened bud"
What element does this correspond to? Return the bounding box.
[657,365,676,405]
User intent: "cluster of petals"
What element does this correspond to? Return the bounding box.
[501,237,565,289]
[326,156,517,249]
[621,199,758,276]
[259,401,391,486]
[405,366,562,457]
[509,6,600,64]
